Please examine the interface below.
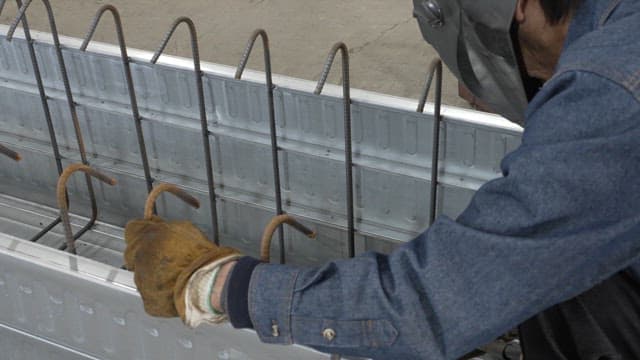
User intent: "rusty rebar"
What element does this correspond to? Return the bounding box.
[80,4,155,204]
[314,42,355,258]
[260,215,316,263]
[0,143,21,161]
[150,17,220,244]
[235,29,287,264]
[56,164,117,254]
[417,59,443,226]
[7,0,100,242]
[144,183,200,220]
[4,0,62,177]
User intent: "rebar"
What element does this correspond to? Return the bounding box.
[80,4,155,205]
[144,183,200,220]
[417,59,443,226]
[0,143,21,161]
[1,0,66,241]
[235,29,287,264]
[150,17,220,244]
[7,0,100,241]
[314,42,355,258]
[260,214,316,263]
[56,164,117,254]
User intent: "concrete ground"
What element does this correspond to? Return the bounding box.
[0,0,467,107]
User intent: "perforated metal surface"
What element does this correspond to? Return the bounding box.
[0,227,329,360]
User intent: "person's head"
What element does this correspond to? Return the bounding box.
[515,0,582,80]
[539,0,583,25]
[413,0,584,123]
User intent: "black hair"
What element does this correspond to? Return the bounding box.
[539,0,584,24]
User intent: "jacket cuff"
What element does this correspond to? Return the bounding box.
[248,263,301,345]
[224,256,261,329]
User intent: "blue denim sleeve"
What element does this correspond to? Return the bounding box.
[245,71,640,359]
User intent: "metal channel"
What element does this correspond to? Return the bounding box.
[235,29,287,263]
[0,19,521,259]
[417,59,443,225]
[0,231,329,360]
[6,0,99,242]
[150,17,220,244]
[0,6,522,359]
[0,323,101,360]
[314,42,355,258]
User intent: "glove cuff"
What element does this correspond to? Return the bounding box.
[182,254,242,328]
[174,246,242,321]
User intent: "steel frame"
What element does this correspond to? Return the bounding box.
[1,3,473,263]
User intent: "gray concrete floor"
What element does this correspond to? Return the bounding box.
[0,0,467,107]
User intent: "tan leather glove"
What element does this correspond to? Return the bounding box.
[124,216,241,325]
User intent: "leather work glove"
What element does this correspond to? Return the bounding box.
[124,216,242,327]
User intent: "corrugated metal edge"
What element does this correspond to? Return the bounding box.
[0,323,101,360]
[0,24,523,135]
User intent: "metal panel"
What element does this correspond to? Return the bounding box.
[0,31,522,249]
[0,24,523,359]
[0,230,328,360]
[0,324,97,360]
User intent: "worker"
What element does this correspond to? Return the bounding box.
[124,0,640,358]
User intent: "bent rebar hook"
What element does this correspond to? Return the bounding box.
[260,215,316,263]
[417,59,443,226]
[56,164,117,254]
[150,17,220,244]
[7,0,100,242]
[80,4,155,201]
[143,183,200,220]
[0,143,21,161]
[314,42,356,258]
[235,29,288,264]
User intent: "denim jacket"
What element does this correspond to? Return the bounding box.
[225,0,640,358]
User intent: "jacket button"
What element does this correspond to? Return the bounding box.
[322,328,336,341]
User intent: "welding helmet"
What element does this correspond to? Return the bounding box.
[413,0,532,125]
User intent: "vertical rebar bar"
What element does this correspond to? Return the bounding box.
[150,17,219,244]
[4,0,84,241]
[314,42,355,258]
[9,0,62,174]
[7,0,100,241]
[417,59,443,226]
[0,143,21,161]
[80,4,155,206]
[235,29,286,264]
[56,164,116,254]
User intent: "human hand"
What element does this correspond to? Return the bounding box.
[124,216,242,326]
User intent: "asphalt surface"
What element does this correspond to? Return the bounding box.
[0,0,468,107]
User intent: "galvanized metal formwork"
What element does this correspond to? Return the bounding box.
[0,28,522,258]
[0,3,522,358]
